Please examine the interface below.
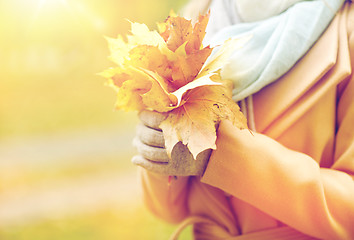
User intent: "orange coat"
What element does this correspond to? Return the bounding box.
[139,2,354,239]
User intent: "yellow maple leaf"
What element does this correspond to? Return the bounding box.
[127,45,172,81]
[160,83,247,159]
[133,67,176,112]
[105,21,173,67]
[113,68,151,111]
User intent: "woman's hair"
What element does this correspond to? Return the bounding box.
[179,0,212,20]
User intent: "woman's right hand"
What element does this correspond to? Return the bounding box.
[132,110,211,176]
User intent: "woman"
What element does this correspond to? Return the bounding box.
[132,0,354,239]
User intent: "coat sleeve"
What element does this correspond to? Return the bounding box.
[201,76,354,239]
[138,168,190,223]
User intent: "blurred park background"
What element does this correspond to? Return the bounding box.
[0,0,191,239]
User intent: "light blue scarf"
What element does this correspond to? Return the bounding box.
[205,0,344,101]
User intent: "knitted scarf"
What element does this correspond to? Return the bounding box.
[204,0,344,101]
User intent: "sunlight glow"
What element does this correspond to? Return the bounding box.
[36,0,48,12]
[27,0,72,32]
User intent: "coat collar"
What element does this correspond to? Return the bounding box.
[252,3,351,136]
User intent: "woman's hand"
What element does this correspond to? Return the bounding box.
[132,110,211,176]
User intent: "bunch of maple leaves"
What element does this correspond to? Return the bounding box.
[101,12,247,160]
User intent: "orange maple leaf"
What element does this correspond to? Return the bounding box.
[171,46,212,89]
[159,11,210,54]
[185,12,210,53]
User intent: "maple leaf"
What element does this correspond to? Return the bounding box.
[159,11,210,54]
[101,11,250,160]
[113,68,152,111]
[127,45,172,81]
[157,10,177,41]
[160,15,193,52]
[105,35,130,67]
[105,21,173,67]
[128,22,166,47]
[171,46,212,89]
[171,73,222,106]
[160,84,247,159]
[185,11,210,53]
[133,67,176,112]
